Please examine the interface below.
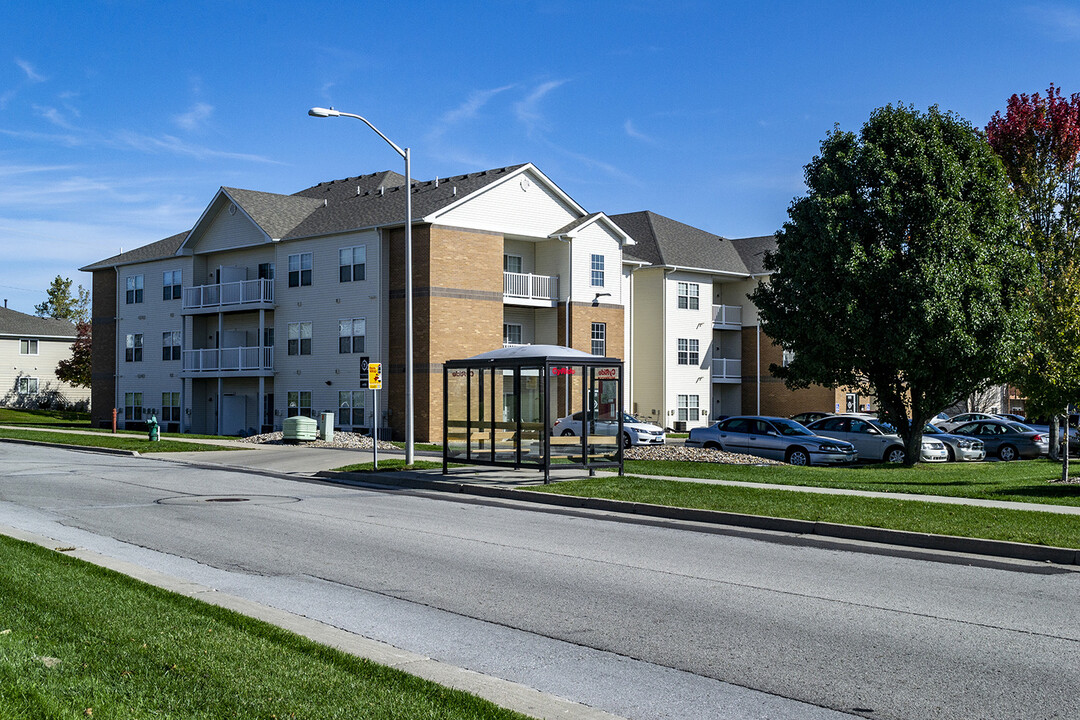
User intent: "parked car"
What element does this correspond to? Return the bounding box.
[806,415,947,463]
[552,411,665,448]
[948,419,1048,461]
[789,411,831,425]
[920,423,986,462]
[936,412,999,432]
[686,415,856,466]
[996,413,1028,424]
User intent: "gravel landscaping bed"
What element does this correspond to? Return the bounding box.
[237,431,399,451]
[623,444,786,466]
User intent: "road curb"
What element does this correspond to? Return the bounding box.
[315,470,1080,567]
[0,437,140,457]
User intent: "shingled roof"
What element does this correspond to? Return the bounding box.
[610,211,752,275]
[80,231,190,272]
[0,306,77,338]
[726,234,777,275]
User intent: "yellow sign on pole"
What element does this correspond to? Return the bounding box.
[368,362,382,390]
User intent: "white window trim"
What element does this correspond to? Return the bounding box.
[19,338,38,355]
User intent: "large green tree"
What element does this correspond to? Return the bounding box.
[750,105,1034,465]
[986,85,1080,475]
[35,275,90,323]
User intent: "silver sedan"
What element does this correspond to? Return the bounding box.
[686,416,857,466]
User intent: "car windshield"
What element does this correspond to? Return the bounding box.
[1007,422,1033,433]
[870,420,896,434]
[923,424,942,434]
[773,419,814,436]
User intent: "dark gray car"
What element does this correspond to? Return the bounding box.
[949,420,1048,461]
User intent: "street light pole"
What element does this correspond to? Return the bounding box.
[308,107,415,465]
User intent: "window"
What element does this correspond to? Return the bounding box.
[124,392,143,421]
[782,349,795,367]
[263,327,275,348]
[339,391,366,426]
[287,391,312,418]
[590,254,605,287]
[126,275,144,304]
[338,318,365,354]
[258,262,275,280]
[125,333,143,362]
[162,331,181,361]
[677,394,700,422]
[677,338,699,365]
[161,392,180,422]
[503,254,523,274]
[339,246,366,282]
[591,322,606,356]
[162,270,182,300]
[17,377,38,395]
[288,252,312,287]
[288,322,312,356]
[677,282,699,310]
[503,323,523,346]
[19,339,38,355]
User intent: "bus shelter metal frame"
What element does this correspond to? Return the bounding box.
[442,346,624,483]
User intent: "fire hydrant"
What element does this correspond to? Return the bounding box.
[147,414,160,442]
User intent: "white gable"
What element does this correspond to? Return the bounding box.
[182,194,270,255]
[426,168,581,238]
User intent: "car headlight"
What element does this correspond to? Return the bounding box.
[817,443,843,452]
[956,439,972,449]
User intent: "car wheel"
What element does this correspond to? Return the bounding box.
[946,446,955,462]
[623,432,632,449]
[786,447,810,466]
[561,429,575,437]
[704,441,722,451]
[885,446,906,463]
[998,444,1018,462]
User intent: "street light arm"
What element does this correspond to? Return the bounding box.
[308,107,406,159]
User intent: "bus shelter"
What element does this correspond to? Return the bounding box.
[443,345,624,483]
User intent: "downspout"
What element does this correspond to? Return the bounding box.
[756,323,761,415]
[628,267,634,413]
[114,267,121,424]
[663,267,674,427]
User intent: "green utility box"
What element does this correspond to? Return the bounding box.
[282,416,317,444]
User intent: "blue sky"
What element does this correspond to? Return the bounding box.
[1,0,1078,314]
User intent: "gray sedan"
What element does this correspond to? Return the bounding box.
[949,420,1048,461]
[922,423,985,461]
[806,415,947,463]
[686,416,856,466]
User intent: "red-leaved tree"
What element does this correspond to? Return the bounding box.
[56,321,91,388]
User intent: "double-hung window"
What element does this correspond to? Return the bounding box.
[288,252,312,287]
[162,331,181,361]
[19,339,38,355]
[677,338,699,365]
[677,394,700,422]
[18,377,38,395]
[288,322,311,356]
[590,254,605,287]
[125,333,143,362]
[503,255,523,274]
[338,318,365,354]
[287,391,312,418]
[339,391,366,426]
[124,392,143,421]
[503,323,523,346]
[339,246,366,282]
[126,275,144,304]
[161,392,180,422]
[677,282,699,310]
[162,270,182,300]
[591,322,606,356]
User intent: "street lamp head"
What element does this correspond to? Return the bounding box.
[308,107,340,117]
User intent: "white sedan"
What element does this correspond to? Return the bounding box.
[553,412,666,449]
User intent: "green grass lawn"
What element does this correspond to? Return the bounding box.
[0,428,238,453]
[623,458,1080,506]
[526,474,1080,548]
[0,534,530,720]
[0,407,90,427]
[391,441,444,453]
[333,459,451,473]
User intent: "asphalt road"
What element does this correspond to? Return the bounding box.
[1,444,1078,720]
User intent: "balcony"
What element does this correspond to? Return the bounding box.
[182,279,274,314]
[711,357,742,383]
[713,304,742,329]
[504,271,559,307]
[182,346,274,376]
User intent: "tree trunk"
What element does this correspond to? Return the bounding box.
[1063,408,1071,483]
[902,430,923,468]
[1049,415,1060,461]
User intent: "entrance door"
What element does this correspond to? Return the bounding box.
[221,395,247,436]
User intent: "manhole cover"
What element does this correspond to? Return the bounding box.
[157,495,301,506]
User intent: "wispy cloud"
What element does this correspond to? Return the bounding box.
[1023,3,1080,39]
[15,58,45,82]
[624,119,656,144]
[514,80,568,137]
[112,131,283,164]
[174,102,214,131]
[427,85,515,143]
[33,104,77,130]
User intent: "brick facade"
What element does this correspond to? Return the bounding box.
[90,269,117,428]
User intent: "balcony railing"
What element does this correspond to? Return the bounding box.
[711,357,742,381]
[713,304,742,327]
[183,279,274,311]
[182,346,274,373]
[504,272,559,302]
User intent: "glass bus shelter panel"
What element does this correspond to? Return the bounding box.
[469,367,494,458]
[445,369,470,457]
[586,368,621,460]
[519,368,545,465]
[492,369,517,462]
[549,364,586,460]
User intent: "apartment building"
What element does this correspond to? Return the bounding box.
[82,164,633,440]
[0,305,89,409]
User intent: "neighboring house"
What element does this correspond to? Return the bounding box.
[0,305,89,409]
[81,164,635,438]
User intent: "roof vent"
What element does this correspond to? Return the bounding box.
[380,186,385,196]
[452,186,457,197]
[357,186,361,196]
[435,176,439,187]
[323,199,327,207]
